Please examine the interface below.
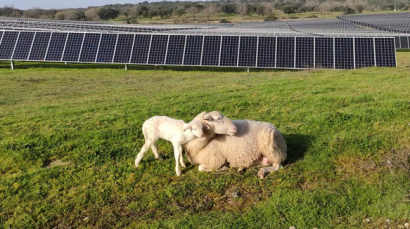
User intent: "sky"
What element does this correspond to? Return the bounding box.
[4,0,139,10]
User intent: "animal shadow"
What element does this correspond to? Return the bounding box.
[283,134,314,166]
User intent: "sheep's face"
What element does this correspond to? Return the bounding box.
[203,111,237,136]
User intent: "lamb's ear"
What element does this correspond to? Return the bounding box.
[183,123,192,131]
[203,123,211,130]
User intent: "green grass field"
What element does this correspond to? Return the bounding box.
[1,54,410,228]
[125,9,407,24]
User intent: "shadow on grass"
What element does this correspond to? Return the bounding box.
[284,134,313,165]
[0,61,299,73]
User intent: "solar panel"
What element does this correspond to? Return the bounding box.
[165,35,185,65]
[238,36,257,67]
[45,32,68,61]
[257,37,276,68]
[201,36,220,66]
[62,33,84,62]
[79,33,100,62]
[394,36,400,49]
[29,32,51,61]
[375,38,396,67]
[315,37,334,69]
[12,32,35,60]
[0,31,19,60]
[276,37,295,68]
[148,35,168,65]
[96,34,117,63]
[355,38,374,68]
[220,36,239,67]
[183,35,202,66]
[295,37,314,69]
[113,34,134,63]
[335,38,354,69]
[130,34,151,64]
[400,36,409,49]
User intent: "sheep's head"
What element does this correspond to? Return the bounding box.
[184,120,209,138]
[196,111,237,136]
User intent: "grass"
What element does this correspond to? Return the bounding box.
[123,9,409,24]
[1,56,410,228]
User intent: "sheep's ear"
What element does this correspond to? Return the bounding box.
[203,123,211,130]
[183,123,192,131]
[203,113,213,121]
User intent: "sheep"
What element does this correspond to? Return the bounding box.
[184,119,287,179]
[134,116,210,176]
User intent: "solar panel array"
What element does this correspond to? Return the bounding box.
[338,13,410,35]
[0,30,397,69]
[0,15,402,69]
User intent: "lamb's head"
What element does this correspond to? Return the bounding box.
[184,120,209,138]
[194,111,237,136]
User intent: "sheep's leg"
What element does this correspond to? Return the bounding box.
[150,144,163,160]
[179,146,186,168]
[172,143,182,176]
[198,164,213,172]
[257,164,281,179]
[135,140,155,168]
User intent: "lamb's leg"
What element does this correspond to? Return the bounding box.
[172,143,182,176]
[150,144,163,160]
[257,164,281,179]
[179,146,186,168]
[135,140,155,168]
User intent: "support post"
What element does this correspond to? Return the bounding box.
[125,64,128,70]
[247,68,250,73]
[11,60,14,70]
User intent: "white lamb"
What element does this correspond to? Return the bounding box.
[135,116,209,176]
[185,114,287,179]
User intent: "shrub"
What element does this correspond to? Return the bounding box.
[219,19,231,23]
[264,14,278,21]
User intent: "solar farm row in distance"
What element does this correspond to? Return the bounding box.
[0,31,396,69]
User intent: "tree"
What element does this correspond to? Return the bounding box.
[130,5,138,19]
[257,5,266,17]
[317,2,332,14]
[236,3,248,19]
[23,8,44,18]
[283,5,296,15]
[0,6,14,16]
[220,3,236,14]
[85,8,100,21]
[148,7,157,20]
[186,6,198,20]
[64,9,85,21]
[203,4,217,21]
[54,12,65,20]
[356,5,364,13]
[97,7,119,20]
[174,6,186,18]
[262,2,275,16]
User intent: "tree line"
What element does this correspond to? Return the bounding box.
[1,0,408,23]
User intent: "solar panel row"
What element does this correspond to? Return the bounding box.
[394,36,410,49]
[0,31,397,69]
